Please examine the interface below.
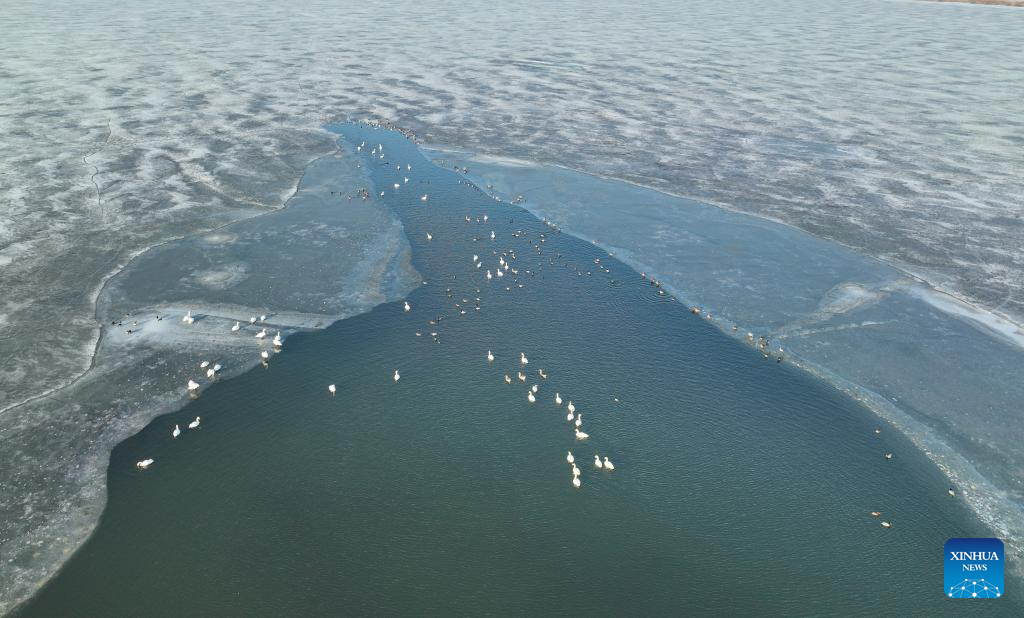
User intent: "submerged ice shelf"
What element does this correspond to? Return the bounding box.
[0,146,419,614]
[428,148,1024,572]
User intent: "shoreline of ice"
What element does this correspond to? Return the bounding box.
[0,142,420,615]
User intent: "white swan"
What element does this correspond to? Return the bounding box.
[575,429,589,440]
[567,401,575,414]
[538,369,547,379]
[567,411,574,422]
[328,384,336,395]
[255,328,267,339]
[566,451,574,464]
[881,521,892,528]
[249,316,257,324]
[603,457,614,471]
[136,459,154,469]
[572,476,581,488]
[531,384,538,394]
[555,393,562,406]
[486,270,492,280]
[496,268,503,278]
[572,464,580,477]
[504,374,512,384]
[200,360,210,368]
[487,350,494,363]
[490,230,496,240]
[393,369,401,382]
[517,371,526,382]
[404,301,411,312]
[527,391,536,403]
[520,352,528,366]
[260,314,267,322]
[594,455,603,469]
[213,363,221,372]
[231,321,240,332]
[426,233,433,241]
[187,379,200,392]
[575,414,582,428]
[172,424,181,438]
[421,194,428,202]
[182,310,194,325]
[188,417,200,429]
[206,368,216,379]
[260,350,270,360]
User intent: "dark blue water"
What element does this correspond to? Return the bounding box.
[16,125,1016,616]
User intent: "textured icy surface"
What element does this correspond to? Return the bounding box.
[2,0,1023,611]
[0,148,418,613]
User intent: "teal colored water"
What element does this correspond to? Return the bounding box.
[16,125,1017,616]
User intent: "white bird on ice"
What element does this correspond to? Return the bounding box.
[231,321,240,332]
[187,379,200,392]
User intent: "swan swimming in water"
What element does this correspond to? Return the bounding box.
[594,455,603,469]
[490,230,496,240]
[566,451,574,464]
[555,393,562,406]
[256,328,267,339]
[567,411,574,422]
[136,459,154,469]
[567,401,575,414]
[182,310,194,325]
[531,384,538,394]
[948,487,956,497]
[426,233,433,241]
[188,417,200,429]
[231,321,240,332]
[328,384,336,395]
[393,369,401,382]
[575,414,582,428]
[520,352,528,366]
[527,391,536,403]
[517,371,526,382]
[603,457,614,470]
[249,316,257,324]
[206,368,216,379]
[572,476,581,489]
[200,360,210,369]
[574,429,589,440]
[187,379,200,392]
[881,521,892,528]
[870,511,882,517]
[404,301,411,312]
[213,363,221,372]
[504,374,512,384]
[538,369,547,379]
[487,350,494,363]
[421,194,428,202]
[172,424,181,439]
[260,350,270,360]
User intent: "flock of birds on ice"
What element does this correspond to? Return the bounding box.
[133,134,956,522]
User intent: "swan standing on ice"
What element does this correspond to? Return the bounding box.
[272,332,282,347]
[188,417,201,429]
[594,455,603,469]
[200,361,210,369]
[231,321,240,332]
[172,424,181,439]
[182,311,194,325]
[603,457,614,470]
[487,350,494,363]
[404,301,411,312]
[136,459,154,469]
[328,384,336,396]
[213,363,221,373]
[256,328,267,339]
[187,379,200,392]
[566,451,574,464]
[393,369,401,383]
